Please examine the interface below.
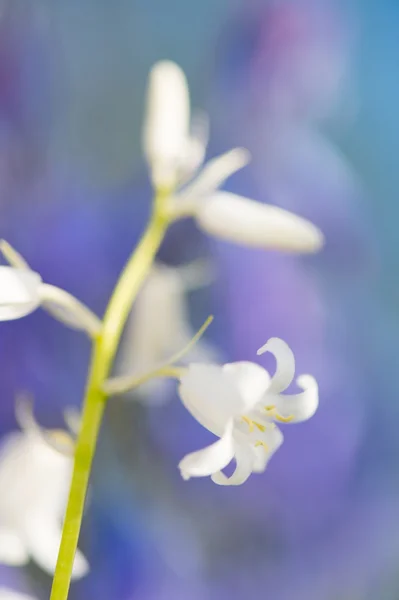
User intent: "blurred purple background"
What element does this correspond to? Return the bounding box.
[1,0,399,599]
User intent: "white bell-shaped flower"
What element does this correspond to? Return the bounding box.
[119,262,214,399]
[178,338,318,485]
[0,266,42,321]
[0,589,38,600]
[143,60,324,253]
[0,241,101,336]
[0,410,88,578]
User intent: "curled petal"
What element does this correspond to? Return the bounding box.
[0,267,41,321]
[178,421,235,480]
[143,60,190,188]
[0,240,30,270]
[211,444,254,486]
[15,395,74,457]
[195,192,324,252]
[257,337,295,394]
[173,149,250,215]
[40,284,101,338]
[273,375,319,423]
[223,362,270,409]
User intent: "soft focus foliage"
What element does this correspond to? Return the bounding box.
[0,1,398,599]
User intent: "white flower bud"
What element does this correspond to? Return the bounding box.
[195,192,324,253]
[143,60,190,188]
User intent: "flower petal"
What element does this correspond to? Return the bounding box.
[0,267,41,321]
[257,337,295,394]
[0,588,39,600]
[195,192,324,253]
[179,364,244,436]
[273,374,319,423]
[211,444,254,486]
[120,264,193,377]
[0,240,30,270]
[40,284,101,337]
[23,513,89,579]
[143,60,190,188]
[179,110,209,184]
[0,529,28,566]
[223,362,270,410]
[174,148,250,212]
[252,426,284,473]
[178,421,235,480]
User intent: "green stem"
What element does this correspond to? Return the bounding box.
[50,207,169,600]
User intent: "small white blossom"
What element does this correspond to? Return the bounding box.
[119,262,215,399]
[0,589,38,600]
[143,60,324,253]
[0,241,101,336]
[0,267,42,321]
[0,412,88,578]
[178,338,318,485]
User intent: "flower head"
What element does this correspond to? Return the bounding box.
[178,337,318,485]
[0,240,101,336]
[143,60,324,253]
[0,403,88,578]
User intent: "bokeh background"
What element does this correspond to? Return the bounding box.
[1,0,399,598]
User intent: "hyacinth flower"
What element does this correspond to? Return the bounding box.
[0,399,88,578]
[178,338,318,484]
[0,58,324,600]
[0,240,101,337]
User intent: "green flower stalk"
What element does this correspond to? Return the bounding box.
[49,199,170,600]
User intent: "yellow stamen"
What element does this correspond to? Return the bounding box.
[255,440,269,451]
[265,405,294,423]
[274,412,294,423]
[254,422,265,432]
[242,416,254,431]
[50,430,75,453]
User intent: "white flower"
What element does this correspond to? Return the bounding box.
[0,589,38,600]
[118,262,215,400]
[143,60,324,253]
[0,267,42,321]
[0,241,101,336]
[178,337,318,485]
[0,407,88,578]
